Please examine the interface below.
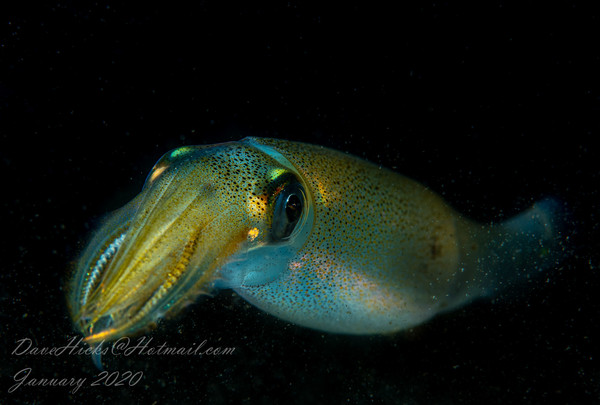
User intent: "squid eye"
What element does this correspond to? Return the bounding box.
[285,194,302,223]
[271,183,305,241]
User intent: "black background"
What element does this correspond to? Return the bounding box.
[1,1,599,404]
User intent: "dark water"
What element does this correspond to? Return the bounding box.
[1,2,599,404]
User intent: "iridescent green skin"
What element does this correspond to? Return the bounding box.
[69,137,563,343]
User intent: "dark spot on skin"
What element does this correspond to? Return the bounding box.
[430,236,442,259]
[202,183,216,193]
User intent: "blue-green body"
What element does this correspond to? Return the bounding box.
[69,138,567,345]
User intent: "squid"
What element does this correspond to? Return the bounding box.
[68,137,567,350]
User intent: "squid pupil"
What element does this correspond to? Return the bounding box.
[285,194,302,222]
